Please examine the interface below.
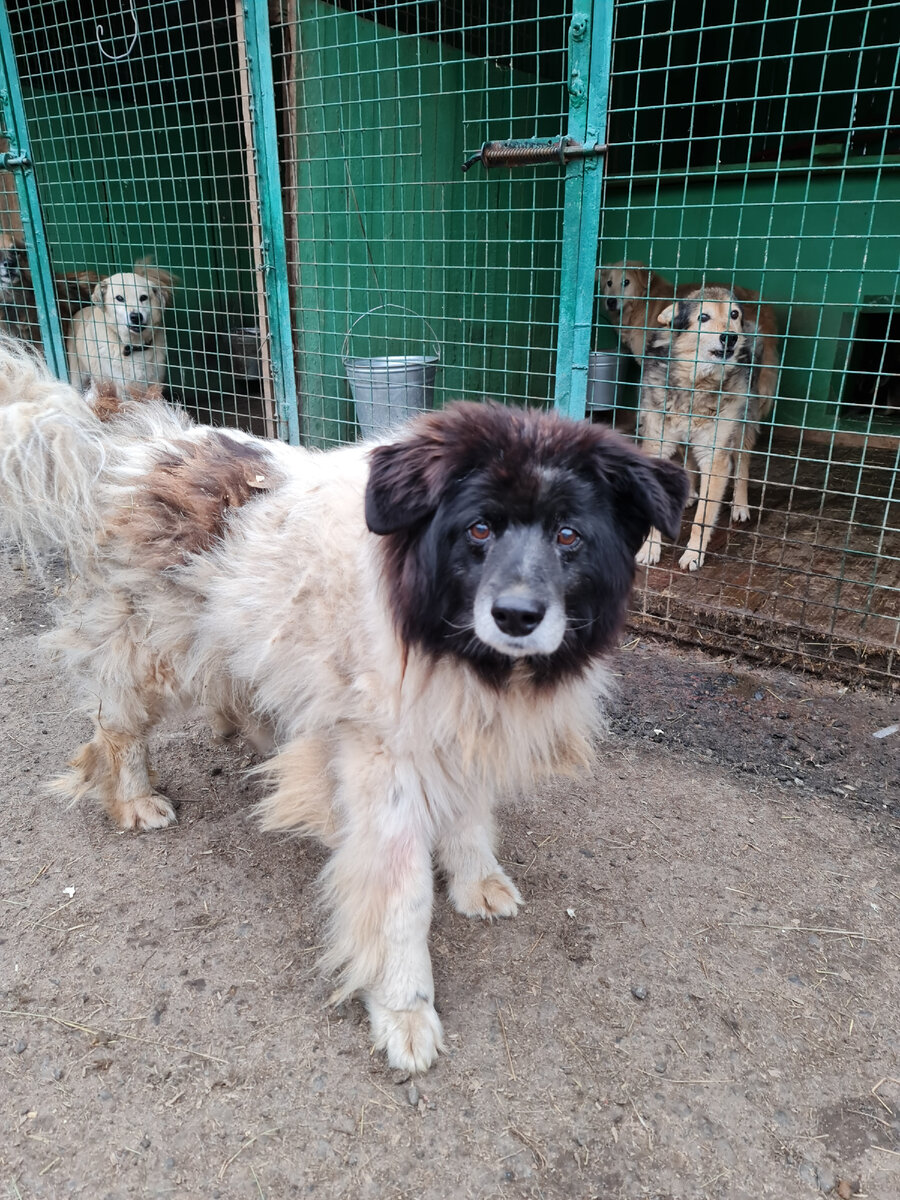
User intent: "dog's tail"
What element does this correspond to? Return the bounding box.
[0,333,107,560]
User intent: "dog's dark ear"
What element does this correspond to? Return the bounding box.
[365,437,444,534]
[365,406,488,535]
[619,453,689,552]
[594,439,689,554]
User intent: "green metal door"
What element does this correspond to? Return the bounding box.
[0,0,299,442]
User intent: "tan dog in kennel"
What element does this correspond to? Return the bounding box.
[598,260,780,545]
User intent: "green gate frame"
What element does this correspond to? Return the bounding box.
[240,0,300,445]
[554,1,614,419]
[0,0,67,378]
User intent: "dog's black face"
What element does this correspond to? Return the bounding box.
[366,403,688,686]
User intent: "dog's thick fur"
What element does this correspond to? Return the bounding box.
[67,260,172,391]
[0,234,98,346]
[0,336,687,1073]
[635,285,768,572]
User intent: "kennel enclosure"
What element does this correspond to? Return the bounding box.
[0,0,897,684]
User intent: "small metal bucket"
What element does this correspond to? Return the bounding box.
[342,305,440,437]
[586,350,621,412]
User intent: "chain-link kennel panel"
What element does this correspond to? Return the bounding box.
[595,0,899,685]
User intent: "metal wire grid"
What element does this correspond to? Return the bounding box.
[1,0,274,434]
[271,1,574,446]
[0,0,897,683]
[596,0,900,683]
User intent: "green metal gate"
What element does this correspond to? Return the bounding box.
[0,0,300,441]
[272,0,613,445]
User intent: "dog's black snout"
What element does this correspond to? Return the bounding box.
[720,333,738,352]
[128,310,146,327]
[491,594,546,638]
[605,297,618,311]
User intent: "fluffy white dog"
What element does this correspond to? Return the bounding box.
[0,335,687,1074]
[67,261,172,391]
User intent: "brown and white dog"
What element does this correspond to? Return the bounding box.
[67,261,173,391]
[635,285,763,571]
[596,261,686,357]
[599,260,780,541]
[0,234,98,347]
[0,335,687,1075]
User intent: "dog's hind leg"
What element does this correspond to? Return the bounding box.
[321,740,445,1074]
[438,814,522,919]
[53,717,175,832]
[48,614,176,831]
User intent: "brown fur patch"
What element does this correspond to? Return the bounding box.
[118,432,279,567]
[90,380,164,421]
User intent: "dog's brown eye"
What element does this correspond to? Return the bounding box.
[699,313,710,324]
[467,521,492,543]
[115,294,125,303]
[557,527,580,547]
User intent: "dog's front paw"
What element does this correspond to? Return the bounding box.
[449,869,522,919]
[731,502,750,523]
[678,547,704,572]
[636,534,662,567]
[120,792,177,832]
[367,998,446,1075]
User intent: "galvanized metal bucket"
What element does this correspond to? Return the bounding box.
[342,305,440,436]
[586,350,621,412]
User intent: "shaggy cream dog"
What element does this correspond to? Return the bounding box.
[0,336,686,1074]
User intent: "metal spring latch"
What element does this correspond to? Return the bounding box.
[461,138,606,173]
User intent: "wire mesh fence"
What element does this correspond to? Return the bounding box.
[0,0,897,684]
[1,0,277,434]
[596,0,899,684]
[271,0,574,446]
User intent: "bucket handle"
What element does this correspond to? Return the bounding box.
[342,303,440,362]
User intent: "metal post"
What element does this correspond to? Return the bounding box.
[0,0,67,378]
[554,1,614,419]
[240,0,300,444]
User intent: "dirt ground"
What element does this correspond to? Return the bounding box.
[1,554,898,1200]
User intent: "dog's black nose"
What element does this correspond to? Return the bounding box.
[720,333,738,351]
[605,297,618,311]
[491,594,546,638]
[128,311,146,327]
